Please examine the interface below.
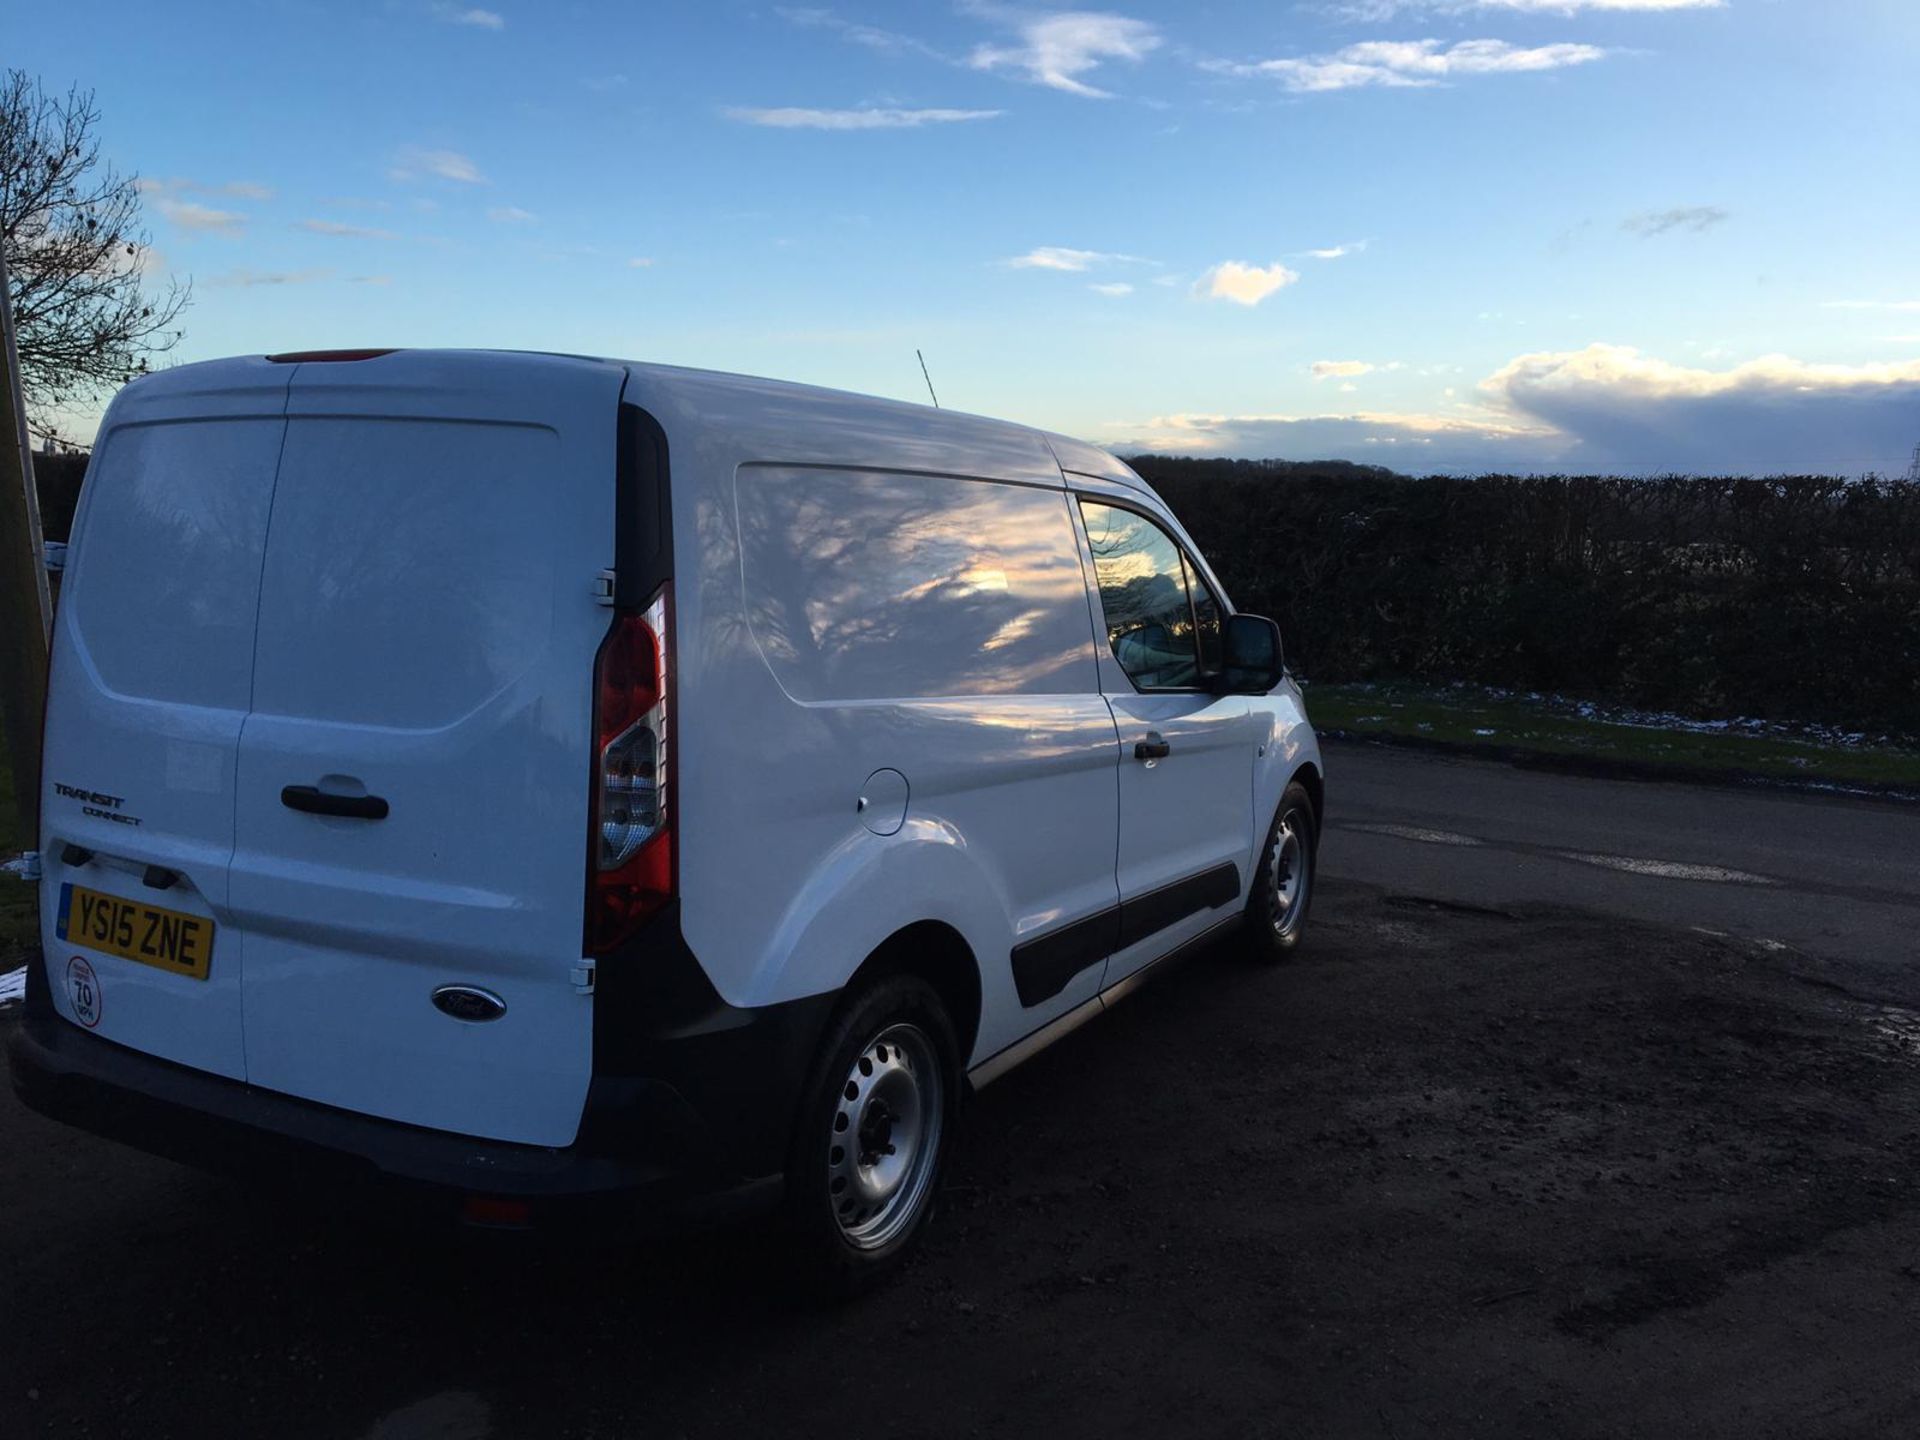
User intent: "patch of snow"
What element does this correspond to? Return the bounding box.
[1801,780,1918,801]
[0,966,25,1007]
[1464,684,1906,752]
[1344,823,1483,847]
[1472,728,1497,737]
[1560,851,1774,885]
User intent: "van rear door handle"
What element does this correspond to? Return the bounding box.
[281,786,390,820]
[1134,734,1171,761]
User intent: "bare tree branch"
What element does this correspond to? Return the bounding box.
[1,70,189,419]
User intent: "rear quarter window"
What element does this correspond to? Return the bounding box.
[736,468,1098,701]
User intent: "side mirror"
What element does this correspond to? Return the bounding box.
[1221,613,1285,693]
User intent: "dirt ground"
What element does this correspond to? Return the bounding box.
[4,878,1919,1439]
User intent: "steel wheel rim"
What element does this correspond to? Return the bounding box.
[828,1022,944,1250]
[1270,812,1309,936]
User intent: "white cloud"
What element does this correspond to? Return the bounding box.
[1485,0,1718,8]
[1825,299,1920,313]
[154,197,245,234]
[349,275,394,285]
[487,205,537,223]
[1313,360,1375,379]
[777,6,947,61]
[1346,0,1718,14]
[1107,344,1920,474]
[1089,282,1134,296]
[389,147,487,183]
[628,256,656,268]
[207,267,333,287]
[1106,409,1549,469]
[1475,344,1920,473]
[137,176,273,204]
[1197,260,1300,306]
[968,11,1162,99]
[1006,245,1143,272]
[725,105,1002,129]
[432,4,505,28]
[1623,205,1728,237]
[1209,38,1606,92]
[1305,242,1366,259]
[297,218,399,239]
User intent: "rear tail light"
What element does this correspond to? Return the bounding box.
[586,585,673,954]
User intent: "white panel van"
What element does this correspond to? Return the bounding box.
[9,350,1322,1282]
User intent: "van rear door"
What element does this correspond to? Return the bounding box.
[228,352,623,1147]
[38,361,292,1079]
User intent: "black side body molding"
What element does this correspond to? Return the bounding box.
[1009,908,1121,1008]
[1010,861,1242,1008]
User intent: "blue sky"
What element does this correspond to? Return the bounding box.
[15,0,1920,473]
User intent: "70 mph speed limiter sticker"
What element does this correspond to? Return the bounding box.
[66,956,102,1028]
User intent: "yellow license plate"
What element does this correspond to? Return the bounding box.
[57,883,215,980]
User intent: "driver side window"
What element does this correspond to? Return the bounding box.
[1079,500,1203,691]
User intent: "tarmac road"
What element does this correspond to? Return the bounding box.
[1321,739,1920,983]
[3,747,1918,1439]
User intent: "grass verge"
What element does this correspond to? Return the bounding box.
[1305,682,1920,793]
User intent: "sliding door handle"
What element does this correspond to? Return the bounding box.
[281,786,389,820]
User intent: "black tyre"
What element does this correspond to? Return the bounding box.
[785,974,961,1293]
[1246,780,1317,958]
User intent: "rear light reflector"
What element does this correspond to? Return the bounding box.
[587,586,673,954]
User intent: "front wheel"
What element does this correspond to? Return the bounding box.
[785,975,960,1292]
[1246,781,1317,959]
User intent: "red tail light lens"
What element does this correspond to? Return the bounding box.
[587,586,672,954]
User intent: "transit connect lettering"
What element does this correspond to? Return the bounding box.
[55,782,144,827]
[54,782,125,809]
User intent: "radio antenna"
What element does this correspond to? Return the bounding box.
[916,349,940,409]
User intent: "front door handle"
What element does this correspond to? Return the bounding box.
[1134,734,1171,762]
[281,785,390,820]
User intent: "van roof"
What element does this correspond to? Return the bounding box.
[120,349,1154,495]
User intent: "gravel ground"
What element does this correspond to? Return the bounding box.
[4,877,1919,1439]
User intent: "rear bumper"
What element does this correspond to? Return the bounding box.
[8,924,835,1225]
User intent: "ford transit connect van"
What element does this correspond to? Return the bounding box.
[9,349,1322,1281]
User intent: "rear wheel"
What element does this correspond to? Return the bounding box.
[785,975,960,1292]
[1246,780,1317,958]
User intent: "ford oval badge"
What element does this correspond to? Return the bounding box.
[432,985,507,1023]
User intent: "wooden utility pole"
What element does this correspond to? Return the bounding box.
[0,239,50,841]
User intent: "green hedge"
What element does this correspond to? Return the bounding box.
[1133,457,1920,738]
[36,449,1920,736]
[31,450,87,541]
